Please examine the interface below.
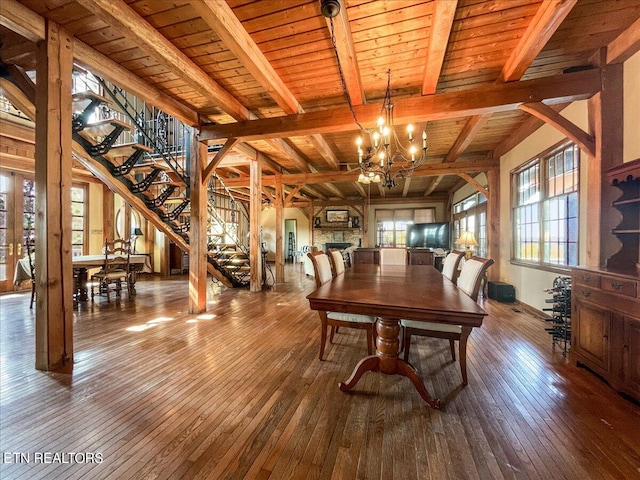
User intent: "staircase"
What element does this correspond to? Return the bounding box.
[68,72,251,287]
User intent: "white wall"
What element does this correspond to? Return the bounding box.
[492,50,640,311]
[260,207,310,262]
[87,182,104,254]
[499,102,589,310]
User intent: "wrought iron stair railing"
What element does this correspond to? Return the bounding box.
[69,71,251,287]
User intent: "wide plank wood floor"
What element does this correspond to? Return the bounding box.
[1,266,639,480]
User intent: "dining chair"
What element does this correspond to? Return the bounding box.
[441,250,465,283]
[307,250,377,360]
[25,237,36,309]
[379,247,407,265]
[327,248,346,277]
[91,239,132,302]
[401,255,494,385]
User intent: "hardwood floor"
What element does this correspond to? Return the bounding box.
[1,266,639,480]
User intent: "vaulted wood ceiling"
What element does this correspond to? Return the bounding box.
[1,0,639,202]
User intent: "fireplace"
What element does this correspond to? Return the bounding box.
[324,242,352,251]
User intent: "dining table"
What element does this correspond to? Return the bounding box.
[306,263,488,408]
[14,253,152,301]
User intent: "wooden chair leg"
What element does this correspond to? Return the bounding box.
[459,327,472,385]
[30,284,35,309]
[449,339,456,360]
[329,325,336,343]
[319,314,328,361]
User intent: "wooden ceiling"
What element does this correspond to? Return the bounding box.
[1,0,639,202]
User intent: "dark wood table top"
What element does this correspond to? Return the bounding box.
[306,264,487,327]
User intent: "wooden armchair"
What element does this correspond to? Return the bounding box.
[307,250,377,360]
[401,255,494,385]
[91,239,132,302]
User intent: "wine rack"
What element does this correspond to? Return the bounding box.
[543,276,572,356]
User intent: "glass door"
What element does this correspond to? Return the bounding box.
[0,170,35,293]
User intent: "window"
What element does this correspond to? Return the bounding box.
[453,193,487,257]
[375,208,435,247]
[71,185,87,256]
[511,141,579,268]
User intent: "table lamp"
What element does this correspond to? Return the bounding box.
[456,231,478,260]
[131,227,143,253]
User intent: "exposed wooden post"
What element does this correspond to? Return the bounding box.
[587,58,624,267]
[102,185,114,245]
[34,20,74,372]
[189,131,208,313]
[249,157,262,291]
[274,175,284,283]
[486,169,500,281]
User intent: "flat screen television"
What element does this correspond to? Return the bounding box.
[406,222,451,250]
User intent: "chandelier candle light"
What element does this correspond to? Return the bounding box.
[321,0,428,189]
[356,70,428,188]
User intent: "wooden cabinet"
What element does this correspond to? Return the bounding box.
[408,249,434,266]
[353,248,379,265]
[605,159,640,274]
[622,316,640,399]
[572,299,612,377]
[572,267,639,401]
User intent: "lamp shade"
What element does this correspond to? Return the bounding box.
[132,227,143,236]
[456,231,478,247]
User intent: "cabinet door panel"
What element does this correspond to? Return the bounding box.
[622,316,640,399]
[574,302,611,376]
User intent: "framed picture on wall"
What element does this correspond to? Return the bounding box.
[326,210,349,223]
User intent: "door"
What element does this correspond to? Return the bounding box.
[0,170,35,292]
[285,219,296,264]
[573,300,612,377]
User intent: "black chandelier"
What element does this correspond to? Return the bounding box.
[321,0,428,189]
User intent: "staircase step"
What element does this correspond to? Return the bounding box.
[108,142,154,156]
[151,180,184,187]
[83,118,134,136]
[164,197,189,204]
[72,91,111,112]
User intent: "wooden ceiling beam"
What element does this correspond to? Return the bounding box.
[499,0,578,82]
[266,138,311,173]
[219,158,498,188]
[606,17,640,64]
[322,182,346,200]
[0,0,199,126]
[190,0,301,116]
[456,173,489,198]
[0,0,44,42]
[492,103,569,159]
[309,134,340,169]
[232,142,283,174]
[199,69,601,142]
[324,3,365,106]
[353,181,367,198]
[402,177,412,197]
[445,115,491,163]
[423,176,442,197]
[519,102,595,157]
[193,0,338,174]
[422,0,458,95]
[203,137,239,184]
[76,0,252,122]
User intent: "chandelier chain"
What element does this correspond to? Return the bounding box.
[328,17,371,133]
